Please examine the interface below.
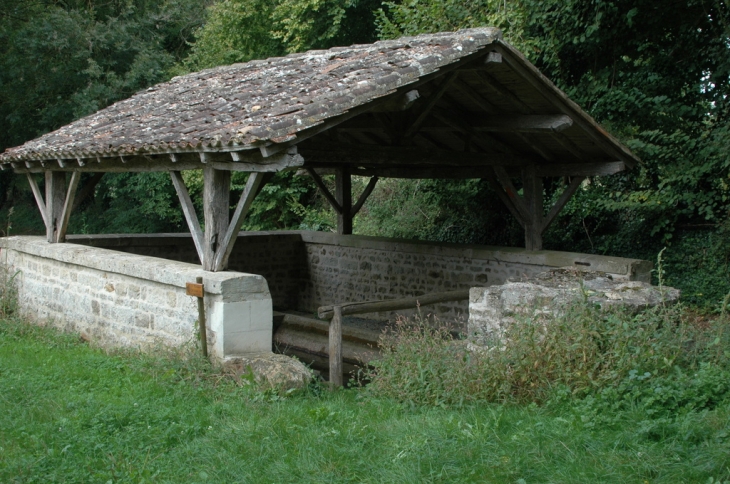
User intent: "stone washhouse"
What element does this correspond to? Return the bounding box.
[0,28,650,369]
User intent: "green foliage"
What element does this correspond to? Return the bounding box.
[184,0,380,71]
[364,304,730,408]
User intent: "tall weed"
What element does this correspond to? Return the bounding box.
[363,303,730,410]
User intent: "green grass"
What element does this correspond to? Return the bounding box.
[1,318,729,483]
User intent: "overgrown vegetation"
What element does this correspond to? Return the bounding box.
[1,312,729,482]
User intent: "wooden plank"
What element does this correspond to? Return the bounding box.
[213,172,268,271]
[403,71,459,138]
[186,282,204,298]
[56,170,81,243]
[72,172,105,212]
[305,167,342,214]
[351,176,379,217]
[329,306,343,387]
[195,276,208,358]
[25,173,49,228]
[541,176,585,232]
[336,166,353,235]
[202,166,230,271]
[318,289,470,320]
[45,171,65,243]
[170,171,205,265]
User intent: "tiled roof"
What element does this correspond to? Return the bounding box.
[0,28,502,162]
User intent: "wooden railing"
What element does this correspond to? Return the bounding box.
[317,289,470,386]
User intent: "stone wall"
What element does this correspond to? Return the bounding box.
[68,231,652,324]
[295,232,652,321]
[0,236,273,359]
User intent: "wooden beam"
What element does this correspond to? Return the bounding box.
[213,172,269,271]
[402,71,459,139]
[534,161,625,177]
[170,171,205,265]
[26,173,49,228]
[318,289,470,319]
[486,175,526,227]
[541,176,585,232]
[10,148,303,174]
[351,176,378,217]
[522,165,544,250]
[492,166,530,222]
[56,171,81,243]
[336,166,353,235]
[305,167,342,214]
[299,143,538,167]
[329,306,343,387]
[72,172,105,212]
[45,171,65,243]
[202,167,230,271]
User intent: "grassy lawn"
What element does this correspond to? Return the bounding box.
[1,317,729,483]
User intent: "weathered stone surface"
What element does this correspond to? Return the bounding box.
[70,231,653,325]
[468,268,680,348]
[223,353,312,392]
[0,236,273,360]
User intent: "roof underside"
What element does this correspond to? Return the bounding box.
[0,28,639,178]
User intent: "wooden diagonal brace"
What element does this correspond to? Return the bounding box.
[493,166,531,223]
[306,167,342,214]
[55,171,80,243]
[26,173,49,228]
[351,176,378,218]
[541,176,585,232]
[170,170,205,265]
[212,172,270,271]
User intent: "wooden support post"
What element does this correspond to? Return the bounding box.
[335,166,352,235]
[329,305,343,387]
[45,171,66,243]
[202,167,230,271]
[522,165,544,251]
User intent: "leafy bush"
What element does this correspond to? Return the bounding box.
[363,304,730,411]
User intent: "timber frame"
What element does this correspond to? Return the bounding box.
[0,28,640,269]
